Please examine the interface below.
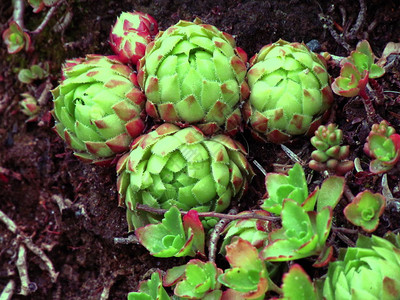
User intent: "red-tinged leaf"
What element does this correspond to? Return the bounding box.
[316,176,345,212]
[183,210,205,255]
[125,118,145,138]
[163,264,187,287]
[225,238,260,271]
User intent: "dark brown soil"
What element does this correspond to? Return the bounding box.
[1,0,400,299]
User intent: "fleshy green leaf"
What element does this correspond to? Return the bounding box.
[280,264,317,300]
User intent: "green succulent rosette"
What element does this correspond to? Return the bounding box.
[323,234,400,300]
[52,54,146,165]
[138,19,249,136]
[116,123,254,231]
[244,39,334,143]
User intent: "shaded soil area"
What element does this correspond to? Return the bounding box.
[1,0,400,299]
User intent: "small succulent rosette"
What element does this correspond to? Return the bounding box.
[52,54,146,165]
[2,21,32,54]
[110,11,158,65]
[138,19,249,136]
[20,93,40,121]
[363,120,400,173]
[116,123,254,231]
[243,39,333,143]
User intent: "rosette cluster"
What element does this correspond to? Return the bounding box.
[116,123,254,230]
[138,19,249,135]
[52,55,146,165]
[244,39,333,143]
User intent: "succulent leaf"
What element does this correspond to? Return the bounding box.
[245,39,333,142]
[279,264,317,300]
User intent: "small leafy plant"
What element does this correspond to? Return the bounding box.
[18,64,49,84]
[363,120,400,173]
[309,123,354,175]
[135,206,205,258]
[19,93,40,121]
[2,21,32,54]
[344,190,385,233]
[331,40,385,122]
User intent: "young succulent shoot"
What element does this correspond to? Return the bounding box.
[28,0,59,13]
[343,190,385,233]
[322,234,400,300]
[117,123,254,231]
[138,19,249,135]
[18,63,49,84]
[243,39,333,143]
[128,271,171,300]
[218,237,274,299]
[363,120,400,173]
[262,163,345,215]
[110,11,158,66]
[163,259,223,299]
[275,264,318,300]
[220,210,272,254]
[2,21,32,54]
[20,93,40,121]
[260,199,333,265]
[309,123,354,175]
[135,206,205,258]
[331,40,385,122]
[52,55,146,165]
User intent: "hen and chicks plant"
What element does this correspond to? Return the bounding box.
[41,5,400,300]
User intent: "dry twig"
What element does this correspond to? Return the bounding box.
[0,280,15,300]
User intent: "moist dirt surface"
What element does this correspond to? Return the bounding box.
[1,0,400,299]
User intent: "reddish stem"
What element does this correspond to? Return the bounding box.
[359,88,377,123]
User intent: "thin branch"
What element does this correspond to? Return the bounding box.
[16,245,31,296]
[343,184,355,203]
[208,208,237,262]
[12,0,25,29]
[0,209,59,283]
[114,235,139,245]
[37,78,53,106]
[135,204,281,222]
[0,280,15,300]
[30,0,64,35]
[347,0,367,40]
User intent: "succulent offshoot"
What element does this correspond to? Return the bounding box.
[309,124,354,175]
[52,54,146,165]
[2,21,32,54]
[344,190,385,233]
[110,11,158,66]
[243,39,333,143]
[363,120,400,173]
[19,93,40,121]
[138,19,249,135]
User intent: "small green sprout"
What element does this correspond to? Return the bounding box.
[18,63,49,84]
[309,124,354,175]
[363,120,400,173]
[163,259,222,299]
[331,40,385,98]
[128,271,171,300]
[260,199,333,264]
[218,237,273,299]
[344,190,385,233]
[2,21,32,54]
[20,93,40,121]
[322,234,400,300]
[135,206,205,258]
